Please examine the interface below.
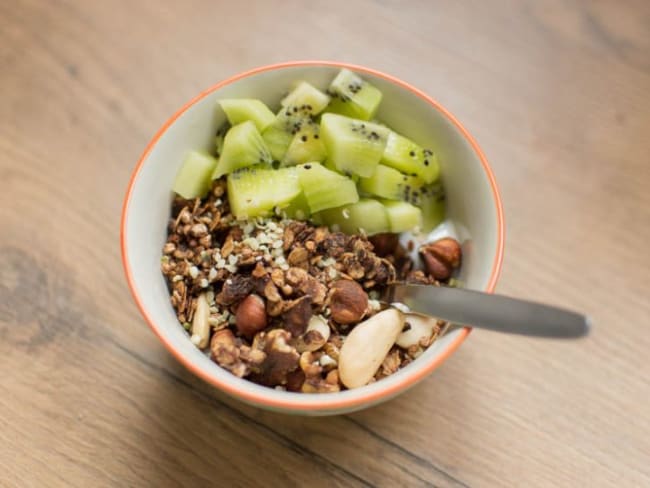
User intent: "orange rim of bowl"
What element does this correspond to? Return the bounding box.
[120,61,505,411]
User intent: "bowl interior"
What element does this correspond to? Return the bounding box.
[122,63,502,414]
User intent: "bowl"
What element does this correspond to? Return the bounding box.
[121,61,504,415]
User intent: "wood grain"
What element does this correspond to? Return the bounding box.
[1,0,649,486]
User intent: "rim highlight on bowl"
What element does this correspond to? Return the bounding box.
[121,61,505,413]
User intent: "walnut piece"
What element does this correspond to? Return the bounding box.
[282,295,312,337]
[251,329,300,387]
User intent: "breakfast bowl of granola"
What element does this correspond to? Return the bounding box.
[121,61,504,415]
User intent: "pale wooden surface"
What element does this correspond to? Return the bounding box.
[1,0,649,486]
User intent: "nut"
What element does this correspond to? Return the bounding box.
[299,351,322,377]
[235,294,267,339]
[295,316,330,353]
[329,280,368,324]
[420,237,462,281]
[285,369,306,392]
[190,293,211,349]
[210,329,238,366]
[396,313,440,349]
[301,377,340,393]
[285,267,308,286]
[282,295,312,337]
[299,276,327,305]
[338,309,404,389]
[377,348,401,378]
[252,329,300,386]
[307,315,330,342]
[325,369,339,386]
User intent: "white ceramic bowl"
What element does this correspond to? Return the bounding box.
[121,61,504,415]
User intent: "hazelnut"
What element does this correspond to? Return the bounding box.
[329,280,368,324]
[235,294,267,339]
[419,237,462,281]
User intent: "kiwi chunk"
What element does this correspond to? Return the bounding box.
[219,99,276,132]
[263,108,312,161]
[419,182,446,232]
[296,163,359,213]
[212,121,272,178]
[227,165,301,219]
[173,151,218,199]
[213,123,229,158]
[281,191,311,220]
[380,200,422,233]
[282,121,327,166]
[281,81,330,115]
[358,164,425,204]
[320,198,389,236]
[326,69,383,121]
[262,118,295,161]
[382,132,440,184]
[320,113,389,177]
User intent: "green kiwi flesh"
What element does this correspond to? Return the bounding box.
[173,151,218,199]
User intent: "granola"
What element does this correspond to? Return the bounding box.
[161,178,461,392]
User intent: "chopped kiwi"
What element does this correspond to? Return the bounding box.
[382,132,440,184]
[281,81,330,115]
[173,151,218,199]
[325,69,383,121]
[296,162,359,213]
[419,182,446,232]
[320,198,389,236]
[218,99,276,132]
[282,120,327,166]
[320,113,389,177]
[175,70,444,238]
[281,191,311,220]
[212,121,272,179]
[227,165,301,219]
[263,108,313,161]
[380,200,422,233]
[213,123,229,158]
[358,164,426,204]
[262,118,295,161]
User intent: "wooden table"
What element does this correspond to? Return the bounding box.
[1,1,648,486]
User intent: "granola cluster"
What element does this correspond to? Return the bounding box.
[161,179,459,392]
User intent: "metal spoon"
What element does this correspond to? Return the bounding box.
[384,283,591,338]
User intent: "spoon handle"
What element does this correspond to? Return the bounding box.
[387,284,591,338]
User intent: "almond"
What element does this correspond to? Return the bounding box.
[191,293,211,349]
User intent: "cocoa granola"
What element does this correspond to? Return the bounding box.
[161,178,461,392]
